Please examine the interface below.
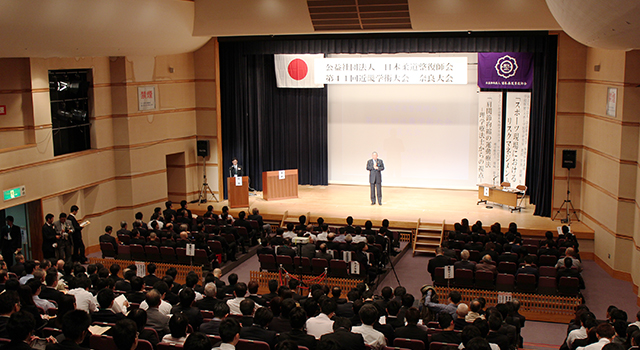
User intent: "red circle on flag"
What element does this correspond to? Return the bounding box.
[288,58,308,81]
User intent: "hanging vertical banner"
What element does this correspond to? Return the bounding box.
[477,92,503,185]
[503,92,531,186]
[477,52,533,89]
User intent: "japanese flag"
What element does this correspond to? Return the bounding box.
[274,54,324,88]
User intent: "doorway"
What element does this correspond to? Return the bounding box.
[166,152,187,203]
[1,200,43,265]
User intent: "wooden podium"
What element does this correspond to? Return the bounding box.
[262,169,298,201]
[227,176,249,208]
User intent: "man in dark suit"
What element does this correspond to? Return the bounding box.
[99,225,118,254]
[277,238,297,258]
[454,250,476,271]
[431,311,462,344]
[261,280,279,302]
[248,208,266,233]
[427,247,452,280]
[93,289,125,323]
[42,214,58,260]
[145,290,170,335]
[40,269,63,304]
[384,300,405,329]
[277,307,317,350]
[319,317,366,350]
[200,302,229,336]
[515,255,539,279]
[162,201,177,224]
[67,205,87,263]
[239,307,278,349]
[486,314,511,350]
[229,157,244,177]
[366,151,385,205]
[395,307,429,347]
[1,216,22,269]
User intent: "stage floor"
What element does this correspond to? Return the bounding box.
[196,184,592,237]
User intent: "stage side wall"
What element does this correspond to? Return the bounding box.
[0,38,219,259]
[556,32,640,300]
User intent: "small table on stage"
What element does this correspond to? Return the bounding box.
[477,184,522,212]
[227,176,249,208]
[262,169,298,200]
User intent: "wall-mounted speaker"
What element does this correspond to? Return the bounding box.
[197,140,210,158]
[562,149,576,169]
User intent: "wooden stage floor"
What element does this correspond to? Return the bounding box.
[195,184,592,237]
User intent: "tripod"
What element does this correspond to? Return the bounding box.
[383,237,401,286]
[197,156,218,204]
[552,168,579,224]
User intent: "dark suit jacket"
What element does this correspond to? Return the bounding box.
[67,214,83,242]
[427,255,452,276]
[261,292,278,302]
[454,260,476,271]
[516,265,539,279]
[143,274,161,288]
[91,309,125,323]
[45,339,89,350]
[268,316,292,334]
[170,305,203,331]
[199,318,222,335]
[278,329,317,350]
[374,321,396,344]
[476,261,497,276]
[99,233,118,253]
[395,324,429,346]
[42,223,58,258]
[146,307,170,334]
[258,246,276,256]
[336,301,355,318]
[196,296,221,311]
[366,158,385,184]
[486,331,510,350]
[320,329,366,350]
[431,330,461,345]
[40,286,63,305]
[277,246,296,258]
[247,294,267,307]
[1,224,21,252]
[386,316,405,330]
[239,325,277,349]
[229,165,244,177]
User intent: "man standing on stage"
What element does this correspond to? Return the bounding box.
[229,157,244,177]
[367,151,385,206]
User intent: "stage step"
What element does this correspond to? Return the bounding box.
[413,219,445,256]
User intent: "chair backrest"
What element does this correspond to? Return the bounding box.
[501,182,511,188]
[259,254,276,263]
[276,255,293,265]
[394,338,425,350]
[144,245,160,254]
[236,339,271,350]
[498,261,517,274]
[130,244,145,253]
[158,343,183,350]
[516,273,536,285]
[136,339,154,350]
[539,266,557,277]
[176,247,187,256]
[430,342,458,350]
[539,255,558,267]
[100,242,115,251]
[329,259,347,269]
[294,256,311,266]
[456,268,473,279]
[90,334,117,350]
[160,246,175,255]
[475,270,494,281]
[538,276,557,288]
[496,273,515,290]
[559,276,579,287]
[195,248,208,257]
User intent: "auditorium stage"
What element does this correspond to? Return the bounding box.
[194,184,593,239]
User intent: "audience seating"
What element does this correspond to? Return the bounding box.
[176,247,190,265]
[394,338,425,350]
[538,255,558,267]
[258,254,278,272]
[433,267,447,286]
[118,245,131,260]
[100,242,117,258]
[276,255,294,272]
[497,261,517,275]
[496,273,515,292]
[312,258,329,275]
[157,343,182,350]
[144,245,162,262]
[329,259,349,278]
[236,339,270,350]
[130,244,146,261]
[538,276,557,295]
[294,256,312,274]
[429,342,458,350]
[160,246,177,263]
[474,270,495,290]
[90,334,153,350]
[454,269,474,288]
[515,273,537,293]
[539,266,557,278]
[558,276,580,296]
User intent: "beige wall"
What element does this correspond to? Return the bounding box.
[0,39,219,255]
[555,32,640,296]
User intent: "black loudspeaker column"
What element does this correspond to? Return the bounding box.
[562,149,576,169]
[197,140,209,158]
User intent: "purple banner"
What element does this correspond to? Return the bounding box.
[478,52,533,89]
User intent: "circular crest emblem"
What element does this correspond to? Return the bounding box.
[495,55,518,79]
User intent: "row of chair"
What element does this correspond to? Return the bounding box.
[101,243,217,266]
[433,267,580,295]
[258,254,364,278]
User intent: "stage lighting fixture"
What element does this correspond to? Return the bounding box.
[56,81,80,92]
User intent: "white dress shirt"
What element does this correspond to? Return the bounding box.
[283,231,297,240]
[140,299,172,316]
[566,326,587,347]
[68,288,99,313]
[352,324,386,350]
[212,344,236,350]
[227,297,247,315]
[577,337,610,350]
[112,294,130,314]
[317,232,328,241]
[19,274,34,285]
[33,296,56,312]
[351,235,367,244]
[305,313,334,339]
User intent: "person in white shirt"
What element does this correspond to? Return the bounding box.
[567,311,596,348]
[68,277,99,313]
[283,223,297,240]
[352,304,386,350]
[161,313,189,345]
[18,260,37,285]
[316,225,329,242]
[576,323,615,350]
[306,299,337,339]
[27,278,56,312]
[210,318,241,350]
[226,282,257,315]
[140,282,172,316]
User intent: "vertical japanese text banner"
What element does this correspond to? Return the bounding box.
[503,92,531,186]
[477,92,503,185]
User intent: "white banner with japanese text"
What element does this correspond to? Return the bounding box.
[477,92,503,185]
[503,92,531,186]
[314,57,467,84]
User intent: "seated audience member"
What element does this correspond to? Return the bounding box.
[127,309,160,348]
[466,299,486,323]
[196,282,220,311]
[143,263,161,287]
[384,300,404,329]
[476,255,498,276]
[269,298,296,334]
[93,289,125,323]
[556,248,583,272]
[277,238,297,258]
[460,325,483,350]
[352,304,386,350]
[161,313,190,345]
[239,299,256,327]
[112,319,139,350]
[257,240,275,256]
[455,303,470,330]
[227,282,255,315]
[486,314,510,350]
[240,307,278,349]
[170,287,203,331]
[432,311,463,344]
[247,280,267,306]
[125,276,146,304]
[17,284,46,331]
[0,292,20,339]
[47,310,92,350]
[200,302,230,336]
[278,307,317,350]
[424,290,460,318]
[515,255,539,279]
[455,250,477,271]
[26,278,56,313]
[40,268,64,304]
[183,333,213,350]
[6,310,36,350]
[261,279,279,302]
[140,281,172,315]
[319,317,366,350]
[576,323,615,350]
[394,307,429,346]
[211,318,242,350]
[221,273,238,298]
[336,290,358,319]
[145,289,171,335]
[427,247,452,280]
[100,225,119,253]
[306,298,337,339]
[316,243,334,262]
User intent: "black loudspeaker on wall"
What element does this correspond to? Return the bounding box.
[562,149,576,169]
[197,140,210,158]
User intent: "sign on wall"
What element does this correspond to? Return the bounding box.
[314,57,468,84]
[503,92,531,186]
[477,92,503,185]
[478,52,533,89]
[138,86,156,111]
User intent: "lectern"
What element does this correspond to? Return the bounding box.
[262,169,298,200]
[227,176,249,208]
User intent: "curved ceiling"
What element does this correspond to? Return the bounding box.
[546,0,640,50]
[0,0,210,58]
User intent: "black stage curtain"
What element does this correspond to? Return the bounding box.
[219,32,556,216]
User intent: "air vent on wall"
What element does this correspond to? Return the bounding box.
[307,0,412,31]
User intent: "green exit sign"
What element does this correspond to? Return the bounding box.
[3,186,25,201]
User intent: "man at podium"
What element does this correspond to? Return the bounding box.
[229,157,244,177]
